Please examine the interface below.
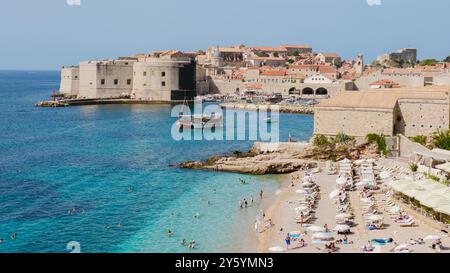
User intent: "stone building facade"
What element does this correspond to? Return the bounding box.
[60,55,196,101]
[314,87,450,138]
[60,66,80,96]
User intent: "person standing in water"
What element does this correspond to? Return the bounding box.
[259,189,264,200]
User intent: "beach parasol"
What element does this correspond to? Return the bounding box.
[366,158,376,164]
[307,225,326,232]
[424,235,441,241]
[380,171,391,179]
[313,232,333,240]
[387,206,401,214]
[394,243,410,252]
[367,215,383,221]
[302,176,312,183]
[354,159,366,165]
[335,213,351,219]
[355,181,369,187]
[360,197,373,204]
[336,177,347,185]
[296,189,307,194]
[334,224,350,232]
[340,158,351,163]
[295,205,309,212]
[329,189,341,199]
[268,246,285,252]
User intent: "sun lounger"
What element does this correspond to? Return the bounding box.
[399,218,415,227]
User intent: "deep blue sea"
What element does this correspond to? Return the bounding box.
[0,70,313,253]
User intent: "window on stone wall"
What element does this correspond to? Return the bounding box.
[162,81,166,87]
[144,72,147,76]
[114,79,119,85]
[101,79,105,85]
[162,71,166,77]
[127,79,132,85]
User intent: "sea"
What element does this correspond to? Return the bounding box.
[0,70,313,253]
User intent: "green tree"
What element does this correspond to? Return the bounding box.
[432,130,450,150]
[366,133,388,155]
[409,135,427,146]
[313,134,330,147]
[444,56,450,62]
[419,59,438,66]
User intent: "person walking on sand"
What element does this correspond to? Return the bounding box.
[285,233,291,250]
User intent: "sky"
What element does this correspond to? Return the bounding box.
[0,0,449,70]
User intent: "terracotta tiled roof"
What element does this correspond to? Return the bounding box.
[260,70,287,77]
[319,53,339,58]
[219,47,244,53]
[251,57,286,61]
[252,46,287,52]
[280,45,312,49]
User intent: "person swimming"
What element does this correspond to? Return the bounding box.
[167,229,173,237]
[180,238,186,245]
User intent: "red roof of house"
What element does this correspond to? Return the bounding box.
[280,45,312,49]
[260,70,287,77]
[252,46,287,52]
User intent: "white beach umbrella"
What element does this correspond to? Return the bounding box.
[313,232,333,240]
[268,246,285,252]
[336,177,347,185]
[367,215,383,221]
[354,159,366,165]
[387,206,401,214]
[380,171,391,179]
[296,189,307,194]
[295,205,309,213]
[340,158,351,163]
[334,224,350,232]
[355,181,369,187]
[329,189,341,199]
[394,243,410,252]
[307,225,326,232]
[302,176,312,183]
[366,158,376,164]
[360,197,373,204]
[424,235,441,241]
[336,213,351,219]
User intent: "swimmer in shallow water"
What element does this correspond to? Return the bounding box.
[167,230,173,237]
[180,238,186,245]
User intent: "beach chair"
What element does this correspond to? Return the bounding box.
[399,218,415,227]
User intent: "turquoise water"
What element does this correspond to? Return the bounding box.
[0,71,314,253]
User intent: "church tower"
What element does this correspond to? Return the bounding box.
[355,53,364,76]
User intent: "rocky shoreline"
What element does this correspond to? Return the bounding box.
[179,139,381,175]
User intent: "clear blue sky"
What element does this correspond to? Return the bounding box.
[0,0,449,70]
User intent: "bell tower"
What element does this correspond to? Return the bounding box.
[355,53,364,76]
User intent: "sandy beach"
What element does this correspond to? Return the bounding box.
[257,163,450,253]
